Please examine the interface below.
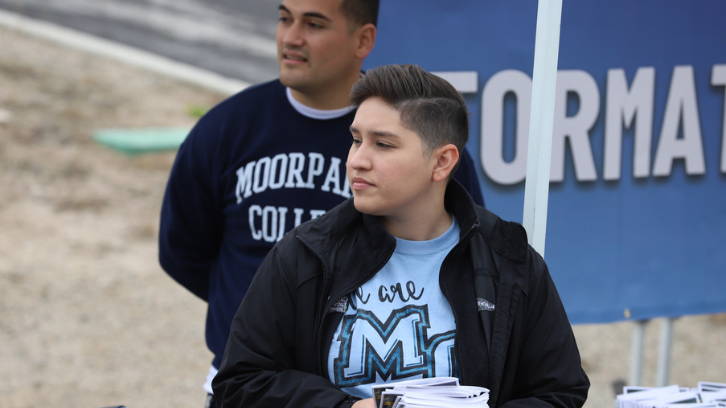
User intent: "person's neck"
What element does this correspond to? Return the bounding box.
[289,72,362,110]
[381,204,453,242]
[290,89,349,110]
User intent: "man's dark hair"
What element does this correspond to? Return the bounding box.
[341,0,379,28]
[349,64,469,175]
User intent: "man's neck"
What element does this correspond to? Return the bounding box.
[288,72,363,110]
[289,88,349,110]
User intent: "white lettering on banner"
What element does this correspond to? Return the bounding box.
[551,70,599,182]
[478,64,722,185]
[652,66,705,177]
[236,152,349,203]
[605,67,655,180]
[249,206,324,242]
[481,70,531,185]
[711,64,726,174]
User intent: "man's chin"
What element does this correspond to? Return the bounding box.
[279,69,308,88]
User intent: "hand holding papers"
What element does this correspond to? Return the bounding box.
[371,377,490,408]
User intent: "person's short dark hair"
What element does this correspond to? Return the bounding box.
[350,64,469,175]
[341,0,379,28]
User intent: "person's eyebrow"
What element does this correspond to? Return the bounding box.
[278,5,332,22]
[349,125,399,138]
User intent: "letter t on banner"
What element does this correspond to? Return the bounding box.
[522,0,563,257]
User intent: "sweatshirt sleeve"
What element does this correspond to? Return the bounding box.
[213,244,354,408]
[454,147,486,208]
[158,119,224,301]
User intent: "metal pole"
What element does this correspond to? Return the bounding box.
[629,319,648,386]
[656,318,675,386]
[522,0,563,257]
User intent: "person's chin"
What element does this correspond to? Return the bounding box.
[353,198,386,217]
[279,71,298,87]
[279,64,308,82]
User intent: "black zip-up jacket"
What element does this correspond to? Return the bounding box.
[213,181,589,408]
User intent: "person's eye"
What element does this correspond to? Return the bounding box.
[278,16,290,24]
[351,137,361,145]
[308,21,323,29]
[376,141,393,149]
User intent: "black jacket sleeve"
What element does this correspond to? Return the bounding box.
[212,243,352,408]
[498,248,590,408]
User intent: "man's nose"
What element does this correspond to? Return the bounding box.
[281,22,304,47]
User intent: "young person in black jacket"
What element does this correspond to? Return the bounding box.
[213,64,589,408]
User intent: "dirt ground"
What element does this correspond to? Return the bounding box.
[0,25,724,408]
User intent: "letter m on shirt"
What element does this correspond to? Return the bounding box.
[332,305,455,387]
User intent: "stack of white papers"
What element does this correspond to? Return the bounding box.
[614,381,726,408]
[371,377,489,408]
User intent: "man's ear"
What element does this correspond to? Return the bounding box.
[432,144,460,182]
[355,23,376,59]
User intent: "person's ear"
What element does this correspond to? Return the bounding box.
[431,144,460,182]
[354,23,376,59]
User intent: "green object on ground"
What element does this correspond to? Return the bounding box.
[93,127,190,155]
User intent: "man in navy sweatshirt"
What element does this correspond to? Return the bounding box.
[158,1,484,406]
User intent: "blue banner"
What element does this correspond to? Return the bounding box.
[365,0,726,324]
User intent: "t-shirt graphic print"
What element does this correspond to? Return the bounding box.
[328,218,461,399]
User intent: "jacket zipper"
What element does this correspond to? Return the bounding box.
[313,242,396,377]
[439,225,477,381]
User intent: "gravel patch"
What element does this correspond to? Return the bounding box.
[0,24,723,408]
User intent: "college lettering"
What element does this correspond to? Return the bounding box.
[235,152,350,204]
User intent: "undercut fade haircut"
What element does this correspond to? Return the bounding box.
[349,64,469,176]
[341,0,379,28]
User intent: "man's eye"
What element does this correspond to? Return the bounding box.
[308,22,323,29]
[377,142,393,148]
[351,138,361,145]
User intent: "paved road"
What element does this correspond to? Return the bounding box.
[0,0,280,85]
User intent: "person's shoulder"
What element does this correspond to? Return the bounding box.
[291,199,361,250]
[205,79,285,119]
[183,79,285,148]
[475,206,529,264]
[475,206,550,289]
[267,200,360,271]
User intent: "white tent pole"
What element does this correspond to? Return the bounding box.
[522,0,563,257]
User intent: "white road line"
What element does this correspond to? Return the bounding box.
[0,7,250,95]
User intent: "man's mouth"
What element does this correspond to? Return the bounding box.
[282,51,307,62]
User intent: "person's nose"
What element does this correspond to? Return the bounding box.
[280,21,305,48]
[347,143,372,171]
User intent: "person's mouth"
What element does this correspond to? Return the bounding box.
[282,50,308,63]
[351,176,374,190]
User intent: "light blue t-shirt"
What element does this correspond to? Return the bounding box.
[328,217,461,398]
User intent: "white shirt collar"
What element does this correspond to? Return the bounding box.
[286,87,353,120]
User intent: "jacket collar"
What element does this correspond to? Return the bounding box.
[297,178,528,270]
[296,180,485,303]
